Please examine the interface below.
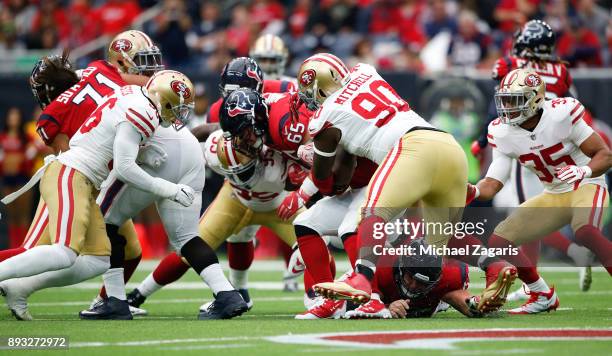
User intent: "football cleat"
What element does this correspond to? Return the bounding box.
[508,287,559,314]
[479,263,517,312]
[129,305,148,316]
[127,288,147,308]
[0,282,33,321]
[200,288,253,312]
[313,273,372,304]
[283,277,299,293]
[79,296,133,320]
[507,284,530,302]
[435,301,451,313]
[579,267,592,292]
[198,290,249,320]
[344,294,391,319]
[295,298,346,319]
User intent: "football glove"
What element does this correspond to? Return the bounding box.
[466,296,484,317]
[277,177,318,220]
[555,165,592,185]
[297,142,314,166]
[470,140,483,157]
[172,184,195,207]
[137,143,168,168]
[466,183,480,205]
[286,245,306,278]
[286,162,309,186]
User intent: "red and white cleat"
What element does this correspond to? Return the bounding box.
[478,262,518,312]
[508,287,559,314]
[295,298,346,319]
[313,273,372,304]
[344,294,391,319]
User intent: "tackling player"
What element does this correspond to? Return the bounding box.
[467,68,612,313]
[293,54,473,307]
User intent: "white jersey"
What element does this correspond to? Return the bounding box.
[308,63,433,164]
[202,130,289,212]
[486,97,605,193]
[59,85,159,188]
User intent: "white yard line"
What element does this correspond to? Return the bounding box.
[29,296,304,307]
[71,336,259,348]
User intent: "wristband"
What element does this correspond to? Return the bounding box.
[582,166,593,178]
[299,177,319,197]
[313,145,337,157]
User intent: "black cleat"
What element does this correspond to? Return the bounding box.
[127,288,146,308]
[198,290,249,320]
[79,296,133,320]
[238,289,253,310]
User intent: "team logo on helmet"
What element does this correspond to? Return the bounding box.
[300,69,316,87]
[246,67,262,83]
[170,80,191,99]
[524,73,542,87]
[111,39,133,52]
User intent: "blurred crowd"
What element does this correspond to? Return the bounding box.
[1,0,611,73]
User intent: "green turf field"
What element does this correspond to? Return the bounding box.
[0,259,610,355]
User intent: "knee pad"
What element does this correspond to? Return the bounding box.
[106,224,126,268]
[179,236,219,274]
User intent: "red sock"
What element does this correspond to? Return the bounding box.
[488,234,540,284]
[542,231,571,254]
[342,233,359,268]
[303,269,315,294]
[356,216,386,280]
[280,242,293,266]
[447,234,485,266]
[521,241,541,265]
[329,253,336,279]
[227,241,254,271]
[100,255,142,299]
[574,225,612,275]
[297,234,332,284]
[152,252,190,285]
[0,247,26,262]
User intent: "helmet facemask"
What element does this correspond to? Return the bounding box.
[160,94,194,131]
[123,46,164,76]
[298,83,320,111]
[494,90,537,126]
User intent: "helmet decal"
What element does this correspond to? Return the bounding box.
[111,39,133,53]
[300,69,316,87]
[524,73,542,87]
[246,67,262,83]
[170,80,191,99]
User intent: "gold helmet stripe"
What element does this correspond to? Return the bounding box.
[223,139,240,168]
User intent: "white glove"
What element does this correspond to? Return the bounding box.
[555,165,592,184]
[137,143,168,168]
[286,246,306,278]
[172,184,195,207]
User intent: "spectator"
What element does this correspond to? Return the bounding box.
[226,4,257,57]
[5,0,37,41]
[558,17,603,67]
[423,0,458,38]
[367,0,402,36]
[149,0,192,68]
[94,0,140,36]
[576,0,609,46]
[62,0,99,49]
[30,0,69,45]
[0,7,25,52]
[287,0,312,37]
[447,10,492,68]
[186,1,224,61]
[493,0,538,34]
[250,0,285,31]
[347,38,377,67]
[316,0,359,33]
[189,82,210,129]
[0,107,35,248]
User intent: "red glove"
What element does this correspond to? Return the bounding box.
[470,140,483,157]
[466,183,480,205]
[287,162,309,186]
[277,189,310,220]
[311,173,334,196]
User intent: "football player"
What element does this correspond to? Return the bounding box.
[127,89,309,311]
[467,68,612,314]
[249,34,292,82]
[0,30,163,264]
[0,71,197,314]
[475,20,593,297]
[79,123,248,320]
[293,54,474,307]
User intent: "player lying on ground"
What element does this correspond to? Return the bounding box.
[466,68,612,314]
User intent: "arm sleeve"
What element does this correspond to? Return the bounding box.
[113,123,177,198]
[485,147,512,184]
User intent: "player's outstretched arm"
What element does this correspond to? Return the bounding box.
[580,132,612,177]
[442,289,480,317]
[113,123,194,207]
[332,146,356,194]
[388,299,410,318]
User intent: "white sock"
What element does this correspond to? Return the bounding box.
[5,255,109,296]
[229,268,248,290]
[0,244,77,281]
[103,268,126,300]
[137,273,163,297]
[200,263,234,294]
[527,277,550,293]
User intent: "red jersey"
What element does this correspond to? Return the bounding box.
[376,259,468,317]
[36,60,126,145]
[263,92,312,153]
[206,79,295,124]
[492,56,572,99]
